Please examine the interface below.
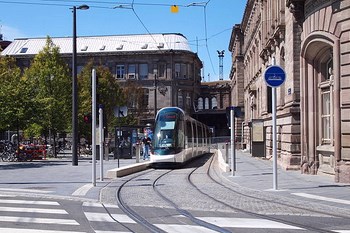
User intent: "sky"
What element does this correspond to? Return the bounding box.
[0,0,246,81]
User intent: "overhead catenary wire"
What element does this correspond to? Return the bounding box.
[1,0,220,76]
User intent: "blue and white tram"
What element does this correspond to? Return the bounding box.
[150,107,210,166]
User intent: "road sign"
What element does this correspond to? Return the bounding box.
[264,65,286,87]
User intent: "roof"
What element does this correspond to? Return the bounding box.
[1,33,193,56]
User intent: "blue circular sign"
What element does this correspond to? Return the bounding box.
[264,65,286,87]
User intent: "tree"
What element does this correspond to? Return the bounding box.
[23,36,71,154]
[0,56,31,140]
[78,61,124,142]
[121,80,146,125]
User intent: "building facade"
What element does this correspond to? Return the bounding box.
[1,33,232,137]
[1,33,203,125]
[229,0,350,182]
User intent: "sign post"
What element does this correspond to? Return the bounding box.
[91,69,96,186]
[264,64,286,190]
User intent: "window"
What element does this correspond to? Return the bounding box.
[116,65,125,79]
[205,97,209,109]
[175,63,188,79]
[128,64,136,79]
[141,88,149,108]
[211,97,217,109]
[321,89,331,144]
[198,98,203,110]
[175,63,181,78]
[158,63,166,78]
[181,64,187,79]
[139,64,148,79]
[178,91,183,108]
[20,48,28,53]
[319,57,333,145]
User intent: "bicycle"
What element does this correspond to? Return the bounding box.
[16,145,33,162]
[0,140,17,162]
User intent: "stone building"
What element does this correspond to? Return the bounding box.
[193,80,232,138]
[1,33,232,137]
[1,33,203,125]
[229,0,350,182]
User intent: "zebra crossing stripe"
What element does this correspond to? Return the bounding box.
[0,199,59,206]
[84,212,136,224]
[0,228,83,233]
[0,188,52,194]
[0,206,68,214]
[197,217,303,229]
[94,231,131,233]
[83,202,118,208]
[0,216,79,225]
[155,224,218,233]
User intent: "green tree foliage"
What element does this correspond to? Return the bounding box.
[78,61,124,141]
[0,56,30,133]
[121,80,146,125]
[23,36,71,139]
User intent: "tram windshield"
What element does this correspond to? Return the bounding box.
[153,110,183,154]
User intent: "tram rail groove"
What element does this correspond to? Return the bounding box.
[116,169,167,233]
[153,165,231,233]
[209,153,350,219]
[185,153,346,233]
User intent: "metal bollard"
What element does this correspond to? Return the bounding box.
[225,143,229,163]
[135,143,140,163]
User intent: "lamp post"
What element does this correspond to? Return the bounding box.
[72,4,89,166]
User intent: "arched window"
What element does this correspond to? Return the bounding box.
[205,97,209,109]
[320,57,333,145]
[197,97,203,110]
[211,97,217,109]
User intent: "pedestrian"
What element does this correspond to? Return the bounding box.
[142,133,152,160]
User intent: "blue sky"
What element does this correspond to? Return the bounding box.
[0,0,246,81]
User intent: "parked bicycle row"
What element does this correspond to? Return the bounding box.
[0,140,92,162]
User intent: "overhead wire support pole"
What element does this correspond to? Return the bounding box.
[91,69,96,186]
[71,4,89,166]
[72,6,78,166]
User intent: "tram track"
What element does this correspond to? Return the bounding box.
[113,152,349,232]
[186,153,349,233]
[116,157,231,233]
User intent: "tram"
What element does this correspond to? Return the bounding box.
[150,107,210,166]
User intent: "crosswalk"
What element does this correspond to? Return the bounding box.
[1,195,349,233]
[0,196,83,233]
[82,202,135,233]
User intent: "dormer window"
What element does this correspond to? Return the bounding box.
[20,48,28,53]
[141,44,148,49]
[116,44,123,50]
[157,43,164,48]
[81,46,88,51]
[100,45,106,51]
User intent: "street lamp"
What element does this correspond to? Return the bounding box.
[72,4,89,166]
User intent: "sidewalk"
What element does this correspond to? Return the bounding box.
[0,153,145,202]
[220,149,350,210]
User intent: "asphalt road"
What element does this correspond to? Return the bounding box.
[0,153,350,233]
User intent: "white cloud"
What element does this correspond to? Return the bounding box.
[1,25,27,41]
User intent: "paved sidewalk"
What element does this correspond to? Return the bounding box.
[220,149,350,210]
[0,154,145,202]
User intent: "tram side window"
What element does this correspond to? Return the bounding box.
[177,120,185,148]
[186,121,193,147]
[198,124,202,147]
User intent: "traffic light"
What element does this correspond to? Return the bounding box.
[83,113,92,123]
